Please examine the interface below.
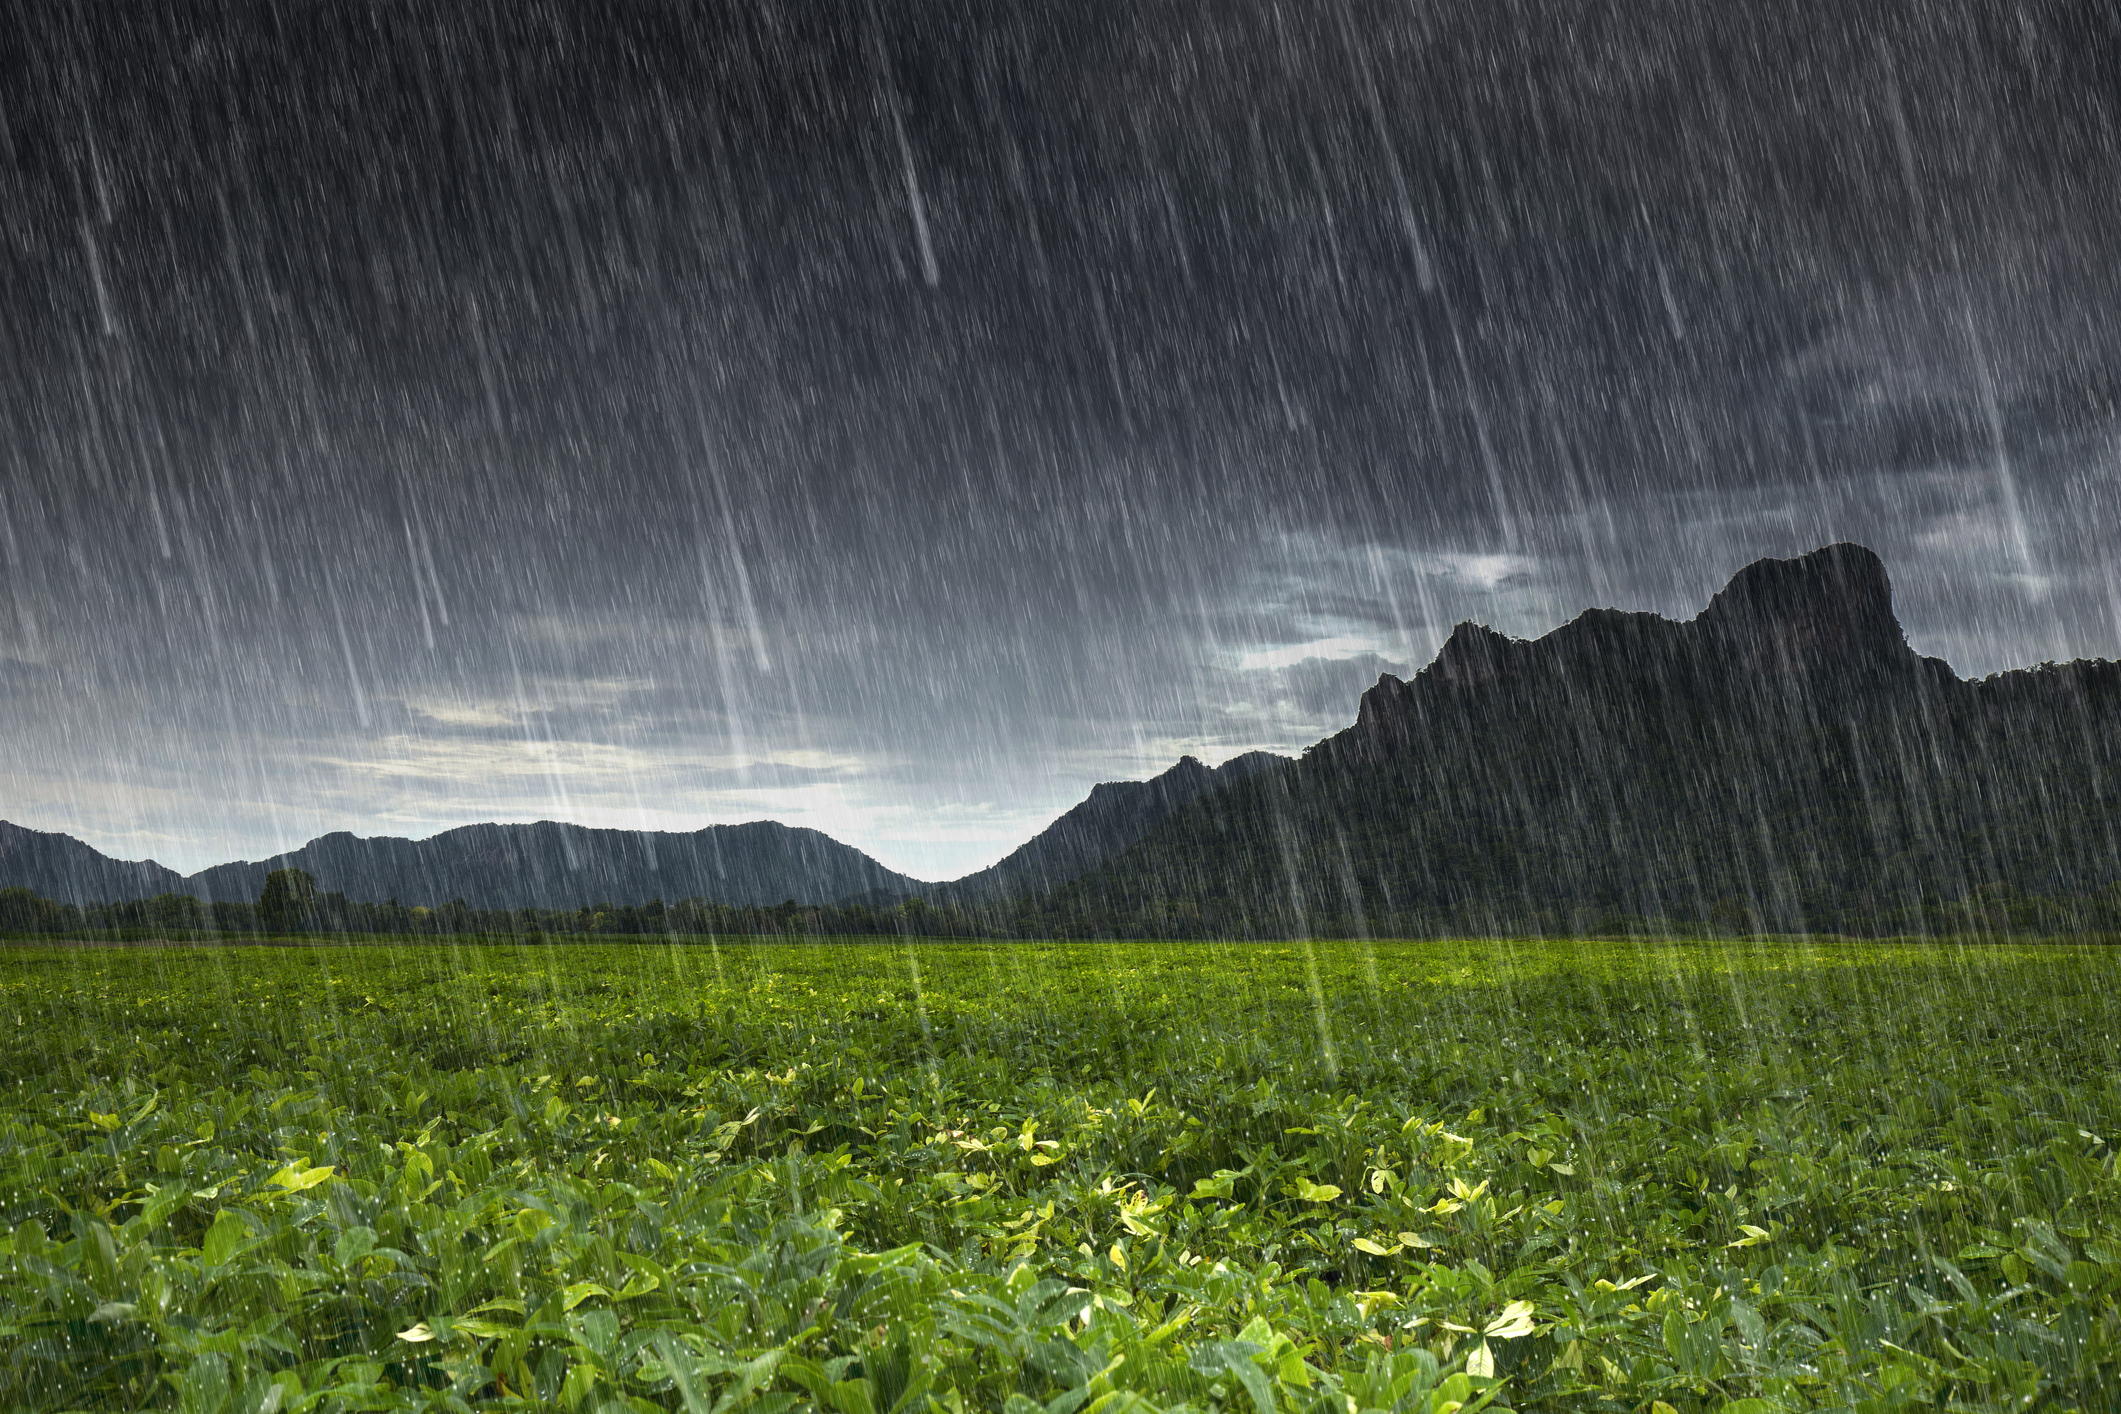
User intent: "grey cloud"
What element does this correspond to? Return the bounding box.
[1,0,2115,876]
[0,658,61,701]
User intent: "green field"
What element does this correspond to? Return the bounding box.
[2,936,2117,1413]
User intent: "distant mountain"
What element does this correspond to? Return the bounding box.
[14,543,2115,935]
[180,820,924,910]
[0,752,1289,914]
[853,751,1289,905]
[1032,544,2121,936]
[0,822,188,906]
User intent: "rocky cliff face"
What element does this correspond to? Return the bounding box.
[1356,544,1953,745]
[1039,545,2121,935]
[1691,542,1912,678]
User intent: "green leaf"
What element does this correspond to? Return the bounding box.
[713,1350,785,1414]
[1730,1298,1766,1347]
[827,1382,878,1414]
[655,1333,714,1414]
[562,1281,613,1310]
[1190,1342,1275,1414]
[183,1352,233,1414]
[466,1297,527,1317]
[137,1183,190,1231]
[201,1209,253,1267]
[454,1318,517,1339]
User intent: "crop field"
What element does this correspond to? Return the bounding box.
[1,935,2118,1413]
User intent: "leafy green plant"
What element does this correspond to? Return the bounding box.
[1,936,2116,1410]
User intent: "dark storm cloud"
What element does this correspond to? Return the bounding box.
[2,0,2117,874]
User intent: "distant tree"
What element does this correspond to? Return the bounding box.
[257,868,318,932]
[148,893,205,931]
[0,887,79,934]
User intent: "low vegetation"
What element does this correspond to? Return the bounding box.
[1,936,2116,1411]
[10,876,2121,944]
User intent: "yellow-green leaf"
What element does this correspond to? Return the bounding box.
[454,1318,516,1340]
[561,1282,612,1310]
[1485,1300,1537,1340]
[265,1163,335,1195]
[465,1297,525,1317]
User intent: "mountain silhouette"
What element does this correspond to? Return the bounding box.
[1029,545,2121,935]
[179,820,922,910]
[847,751,1288,905]
[0,822,188,907]
[945,752,1287,900]
[8,544,2115,934]
[1,754,1287,912]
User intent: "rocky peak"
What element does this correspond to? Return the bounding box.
[1351,543,1932,748]
[1693,543,1908,678]
[1426,621,1525,688]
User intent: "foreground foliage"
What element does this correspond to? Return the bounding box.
[0,936,2117,1412]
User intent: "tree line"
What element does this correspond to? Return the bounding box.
[4,866,2120,942]
[0,869,999,939]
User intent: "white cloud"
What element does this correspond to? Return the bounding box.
[317,736,669,782]
[313,736,864,785]
[1453,553,1536,587]
[1235,635,1391,671]
[409,701,518,727]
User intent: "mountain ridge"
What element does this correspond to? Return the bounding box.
[1031,544,2121,936]
[179,818,924,910]
[0,822,189,906]
[0,818,926,910]
[1355,543,1953,742]
[8,544,2115,932]
[0,753,1291,911]
[849,750,1289,906]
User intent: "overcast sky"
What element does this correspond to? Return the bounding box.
[4,0,2119,878]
